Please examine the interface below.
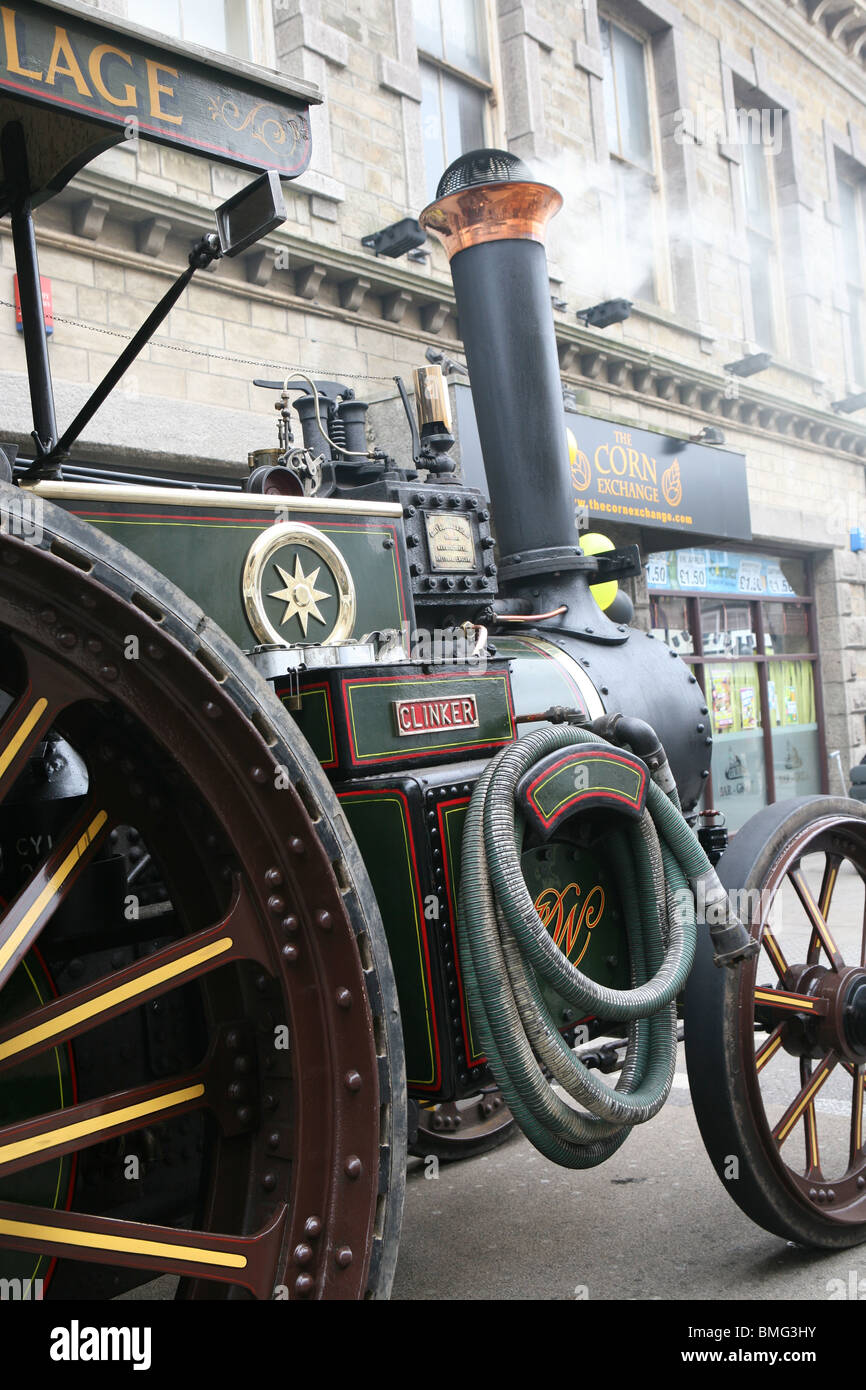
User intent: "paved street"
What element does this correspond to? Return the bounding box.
[121,860,866,1304]
[393,1048,864,1302]
[392,859,866,1301]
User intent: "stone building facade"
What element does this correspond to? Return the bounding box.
[4,0,866,821]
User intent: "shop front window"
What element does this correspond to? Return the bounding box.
[700,598,757,658]
[768,659,821,802]
[646,547,824,832]
[649,595,694,654]
[706,661,766,827]
[763,601,811,655]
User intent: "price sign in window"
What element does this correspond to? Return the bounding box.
[737,558,766,594]
[645,549,805,597]
[766,564,794,596]
[676,550,707,590]
[645,555,669,588]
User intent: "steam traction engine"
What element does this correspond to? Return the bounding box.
[2,0,866,1303]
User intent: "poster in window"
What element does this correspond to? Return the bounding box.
[767,679,779,725]
[711,672,733,730]
[740,686,757,731]
[785,686,798,723]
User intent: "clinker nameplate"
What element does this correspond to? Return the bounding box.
[393,694,479,736]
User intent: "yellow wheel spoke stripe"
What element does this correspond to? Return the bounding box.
[755,989,816,1012]
[0,1085,205,1168]
[776,1064,833,1143]
[796,874,840,961]
[0,810,108,975]
[805,1103,819,1170]
[762,930,787,978]
[820,862,839,918]
[0,936,234,1063]
[0,699,48,781]
[755,1032,783,1072]
[0,1216,247,1270]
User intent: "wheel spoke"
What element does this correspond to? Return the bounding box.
[755,1024,784,1072]
[801,1060,821,1177]
[0,803,108,990]
[851,1068,865,1168]
[0,877,267,1075]
[818,853,842,920]
[0,1200,287,1299]
[789,868,845,969]
[772,1052,838,1148]
[0,694,53,799]
[0,1072,207,1179]
[0,647,90,806]
[803,1100,820,1176]
[754,986,828,1016]
[761,928,788,980]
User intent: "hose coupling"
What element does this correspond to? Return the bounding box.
[691,868,760,968]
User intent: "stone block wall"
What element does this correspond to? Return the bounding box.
[4,0,866,778]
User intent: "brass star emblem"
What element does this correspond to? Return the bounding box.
[269,553,331,637]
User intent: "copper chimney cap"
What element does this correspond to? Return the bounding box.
[419,148,562,260]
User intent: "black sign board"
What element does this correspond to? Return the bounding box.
[1,0,314,199]
[454,384,752,541]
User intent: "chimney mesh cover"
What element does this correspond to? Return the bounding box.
[435,148,531,199]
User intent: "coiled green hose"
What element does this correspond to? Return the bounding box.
[457,723,720,1168]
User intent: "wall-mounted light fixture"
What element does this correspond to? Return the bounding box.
[664,424,726,451]
[832,391,866,413]
[724,351,772,377]
[361,218,427,258]
[576,298,632,329]
[425,345,469,378]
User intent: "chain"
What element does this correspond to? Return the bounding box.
[0,297,400,384]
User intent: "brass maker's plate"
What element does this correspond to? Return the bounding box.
[243,522,355,646]
[424,513,476,571]
[393,694,479,736]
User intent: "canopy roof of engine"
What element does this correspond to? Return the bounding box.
[0,0,319,213]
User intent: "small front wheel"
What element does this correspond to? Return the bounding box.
[684,796,866,1248]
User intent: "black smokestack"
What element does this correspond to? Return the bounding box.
[420,149,577,585]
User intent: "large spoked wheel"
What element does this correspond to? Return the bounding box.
[685,796,866,1248]
[0,482,405,1298]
